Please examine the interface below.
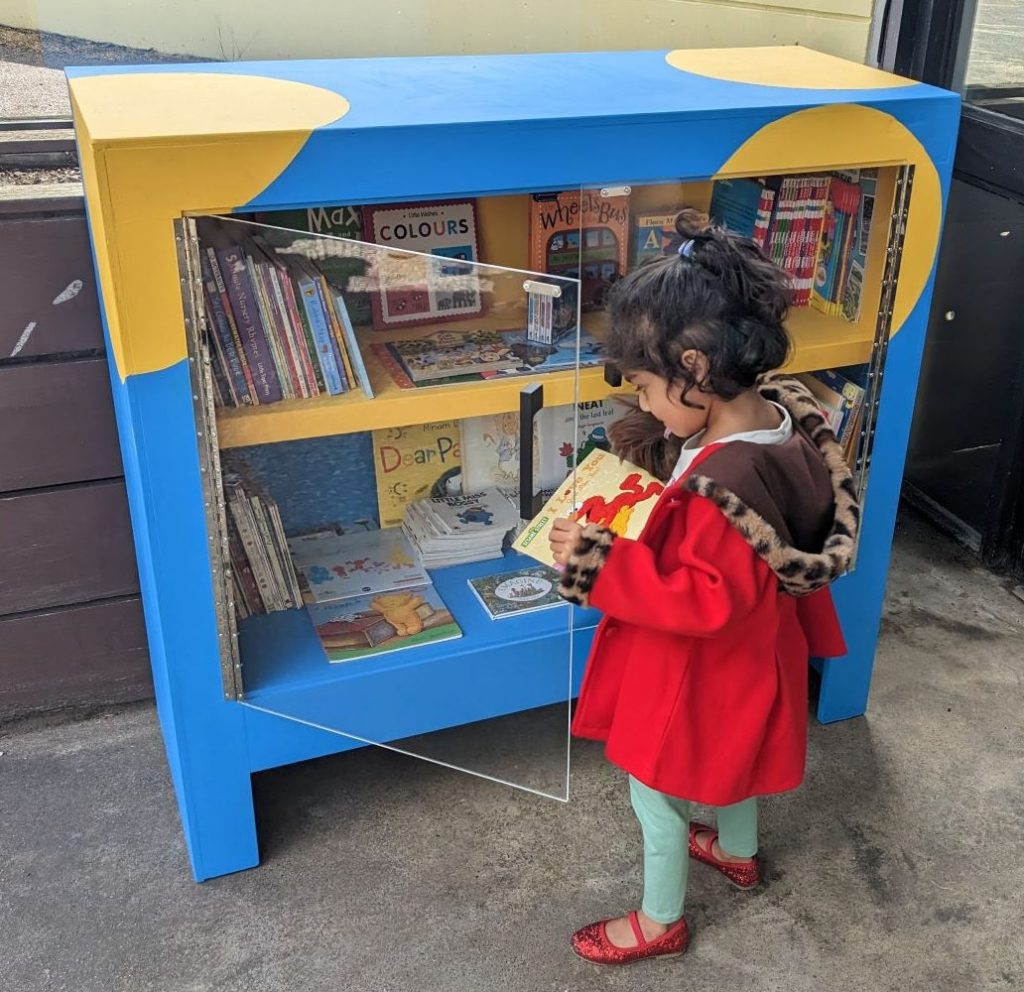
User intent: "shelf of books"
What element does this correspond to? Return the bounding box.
[209,170,892,449]
[68,46,959,880]
[205,165,888,767]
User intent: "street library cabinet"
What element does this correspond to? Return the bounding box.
[67,47,959,880]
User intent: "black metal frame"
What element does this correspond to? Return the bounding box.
[891,0,1024,577]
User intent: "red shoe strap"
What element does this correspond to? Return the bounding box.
[627,911,647,947]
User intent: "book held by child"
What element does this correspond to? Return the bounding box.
[514,448,665,569]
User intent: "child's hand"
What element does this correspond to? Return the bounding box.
[549,518,584,568]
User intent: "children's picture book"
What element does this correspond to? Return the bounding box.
[468,565,567,620]
[709,179,764,239]
[460,411,529,494]
[536,398,630,493]
[460,399,629,498]
[329,290,375,397]
[287,527,428,605]
[486,328,604,377]
[529,190,629,312]
[250,204,372,325]
[631,210,680,268]
[514,448,665,568]
[372,421,463,528]
[308,585,462,664]
[213,242,282,404]
[841,170,877,322]
[812,176,863,318]
[384,329,521,382]
[362,199,482,329]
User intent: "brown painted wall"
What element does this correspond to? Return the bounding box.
[0,192,151,721]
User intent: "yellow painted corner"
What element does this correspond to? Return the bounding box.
[715,104,941,335]
[666,47,917,90]
[68,71,349,143]
[71,73,350,381]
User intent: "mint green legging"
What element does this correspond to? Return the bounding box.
[629,775,758,924]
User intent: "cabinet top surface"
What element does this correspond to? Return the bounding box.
[66,46,956,145]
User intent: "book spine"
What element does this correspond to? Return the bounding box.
[767,180,789,267]
[227,488,274,611]
[267,502,303,608]
[198,253,250,405]
[783,182,806,284]
[298,276,345,394]
[370,342,415,390]
[269,262,318,397]
[205,247,258,404]
[227,522,264,615]
[332,290,375,398]
[294,283,331,395]
[215,246,282,404]
[791,180,812,302]
[249,256,300,399]
[753,187,773,249]
[207,339,232,408]
[318,275,354,390]
[798,180,826,307]
[250,494,287,611]
[202,291,239,406]
[281,269,326,395]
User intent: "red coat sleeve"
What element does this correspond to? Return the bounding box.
[582,497,775,637]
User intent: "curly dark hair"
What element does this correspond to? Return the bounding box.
[605,207,793,477]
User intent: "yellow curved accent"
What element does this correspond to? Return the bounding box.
[715,104,941,335]
[69,73,350,380]
[666,47,917,90]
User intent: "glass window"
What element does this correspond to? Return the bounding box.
[963,0,1024,118]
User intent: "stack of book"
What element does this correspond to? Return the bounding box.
[225,476,303,618]
[811,172,876,321]
[708,170,876,317]
[285,526,462,664]
[403,489,520,569]
[197,219,374,408]
[797,369,867,469]
[710,175,830,308]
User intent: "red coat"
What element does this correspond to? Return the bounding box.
[562,378,859,806]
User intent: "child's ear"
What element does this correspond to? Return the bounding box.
[680,349,710,385]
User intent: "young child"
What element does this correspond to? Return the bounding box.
[549,209,859,965]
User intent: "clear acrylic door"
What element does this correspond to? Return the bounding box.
[186,207,584,800]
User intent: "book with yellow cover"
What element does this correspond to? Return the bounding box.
[372,421,462,528]
[513,448,665,568]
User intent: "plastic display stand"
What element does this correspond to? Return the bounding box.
[67,47,959,881]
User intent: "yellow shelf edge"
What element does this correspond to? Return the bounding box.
[216,340,873,451]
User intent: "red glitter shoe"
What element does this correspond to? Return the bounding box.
[688,821,762,889]
[570,911,689,965]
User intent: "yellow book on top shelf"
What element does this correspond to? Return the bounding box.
[372,421,462,528]
[513,448,665,569]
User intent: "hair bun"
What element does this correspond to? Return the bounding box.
[674,207,711,240]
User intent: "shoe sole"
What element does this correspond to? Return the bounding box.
[571,947,688,965]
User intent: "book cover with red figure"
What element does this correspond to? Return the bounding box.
[513,448,664,568]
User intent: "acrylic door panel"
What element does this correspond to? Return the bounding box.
[186,212,585,800]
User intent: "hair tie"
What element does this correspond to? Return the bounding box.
[678,239,696,259]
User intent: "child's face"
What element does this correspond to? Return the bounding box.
[626,369,709,439]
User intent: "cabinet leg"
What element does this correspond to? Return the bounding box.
[157,703,260,882]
